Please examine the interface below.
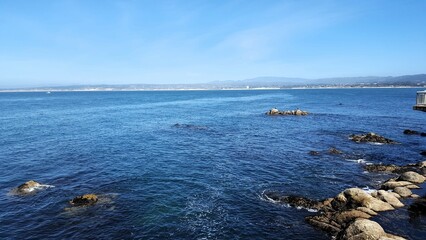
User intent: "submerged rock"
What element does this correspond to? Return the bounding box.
[172,123,208,130]
[264,192,323,210]
[349,132,397,144]
[16,180,41,193]
[403,129,419,135]
[266,108,309,116]
[69,194,98,207]
[421,151,426,156]
[309,151,321,156]
[328,148,343,155]
[12,180,54,195]
[408,196,426,216]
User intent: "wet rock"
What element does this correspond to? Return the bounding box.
[306,215,342,234]
[421,151,426,156]
[16,180,42,194]
[342,188,394,212]
[403,129,419,135]
[393,187,412,198]
[265,192,323,209]
[374,190,404,208]
[418,161,426,168]
[349,132,397,144]
[69,194,98,207]
[364,164,399,173]
[328,148,342,154]
[309,151,321,156]
[397,171,425,183]
[266,108,309,116]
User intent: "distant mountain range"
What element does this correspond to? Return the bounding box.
[1,74,425,91]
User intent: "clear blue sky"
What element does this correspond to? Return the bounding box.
[0,0,425,88]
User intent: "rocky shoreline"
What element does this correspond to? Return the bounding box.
[264,128,426,240]
[265,161,426,239]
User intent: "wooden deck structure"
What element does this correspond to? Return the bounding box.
[414,90,426,112]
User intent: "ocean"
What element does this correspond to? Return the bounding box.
[0,88,425,239]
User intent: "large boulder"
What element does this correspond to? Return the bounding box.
[349,133,397,144]
[339,219,385,240]
[374,190,404,208]
[338,219,406,240]
[381,180,413,190]
[69,194,98,207]
[393,187,412,198]
[398,171,425,183]
[342,188,394,212]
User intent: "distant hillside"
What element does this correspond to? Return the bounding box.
[210,74,426,88]
[1,74,425,91]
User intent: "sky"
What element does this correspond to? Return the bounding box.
[0,0,426,88]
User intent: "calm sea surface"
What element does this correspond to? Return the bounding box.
[0,88,425,239]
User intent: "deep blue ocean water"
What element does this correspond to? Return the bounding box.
[0,88,425,239]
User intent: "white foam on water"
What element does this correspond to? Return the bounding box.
[346,158,367,164]
[362,186,376,194]
[260,190,318,212]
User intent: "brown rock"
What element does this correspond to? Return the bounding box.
[393,187,412,198]
[334,210,372,225]
[375,190,404,208]
[397,171,425,183]
[70,194,98,207]
[357,207,378,216]
[381,181,413,190]
[349,132,397,144]
[364,164,399,173]
[16,180,41,194]
[339,219,385,240]
[329,148,343,154]
[343,188,394,212]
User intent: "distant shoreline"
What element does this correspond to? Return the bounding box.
[0,85,424,93]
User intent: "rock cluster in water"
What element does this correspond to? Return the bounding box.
[309,148,343,156]
[266,108,309,116]
[69,194,99,207]
[266,161,426,240]
[349,132,397,144]
[403,129,426,136]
